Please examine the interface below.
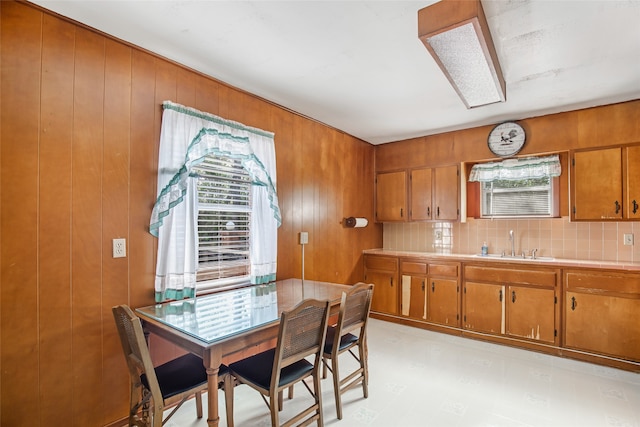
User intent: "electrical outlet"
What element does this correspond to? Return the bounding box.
[113,238,126,258]
[299,232,309,245]
[623,233,634,246]
[435,230,443,240]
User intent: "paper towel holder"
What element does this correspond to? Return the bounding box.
[343,217,368,228]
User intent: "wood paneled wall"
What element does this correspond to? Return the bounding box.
[0,2,381,426]
[376,100,640,171]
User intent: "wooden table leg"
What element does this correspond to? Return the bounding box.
[205,349,222,427]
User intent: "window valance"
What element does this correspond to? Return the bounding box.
[150,101,281,235]
[468,154,561,182]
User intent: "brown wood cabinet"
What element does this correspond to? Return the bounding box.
[564,269,640,362]
[367,252,640,371]
[427,263,460,326]
[571,144,640,220]
[400,260,428,319]
[409,165,460,221]
[410,168,433,221]
[400,259,460,326]
[376,165,459,222]
[626,145,640,219]
[463,264,559,345]
[375,171,406,222]
[432,165,460,221]
[364,254,399,315]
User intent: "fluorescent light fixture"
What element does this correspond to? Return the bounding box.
[418,0,506,108]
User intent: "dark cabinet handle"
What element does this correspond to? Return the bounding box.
[421,280,425,291]
[431,281,435,292]
[400,208,403,218]
[633,200,638,214]
[512,290,516,303]
[437,206,440,218]
[427,207,430,217]
[390,278,393,287]
[571,296,577,311]
[499,289,503,302]
[615,201,621,214]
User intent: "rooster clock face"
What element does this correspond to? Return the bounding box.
[487,121,526,157]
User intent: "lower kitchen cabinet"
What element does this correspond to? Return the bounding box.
[427,264,460,327]
[400,259,460,327]
[364,252,639,371]
[463,281,503,335]
[564,269,640,362]
[508,286,556,342]
[463,264,559,345]
[400,261,427,319]
[364,254,398,315]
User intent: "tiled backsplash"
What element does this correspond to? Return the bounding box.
[383,217,640,262]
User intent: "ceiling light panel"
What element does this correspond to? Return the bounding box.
[418,0,506,108]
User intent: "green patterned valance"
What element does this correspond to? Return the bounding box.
[469,154,561,182]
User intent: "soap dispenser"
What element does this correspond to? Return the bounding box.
[481,241,488,256]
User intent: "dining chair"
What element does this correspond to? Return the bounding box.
[112,305,234,427]
[227,298,330,427]
[321,282,374,420]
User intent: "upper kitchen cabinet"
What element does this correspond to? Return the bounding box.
[432,165,459,221]
[409,168,432,221]
[571,144,640,220]
[375,171,407,222]
[376,165,459,223]
[626,145,640,219]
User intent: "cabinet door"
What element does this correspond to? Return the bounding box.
[410,168,432,220]
[433,165,459,221]
[507,286,556,344]
[573,148,623,220]
[365,270,398,315]
[428,278,459,326]
[401,275,426,319]
[463,281,503,334]
[376,171,406,222]
[565,291,640,361]
[626,145,640,219]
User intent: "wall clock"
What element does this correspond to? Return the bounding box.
[487,121,526,157]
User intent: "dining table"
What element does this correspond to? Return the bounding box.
[135,278,351,427]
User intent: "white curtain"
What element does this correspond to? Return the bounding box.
[468,154,561,182]
[150,101,281,302]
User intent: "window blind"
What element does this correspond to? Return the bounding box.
[481,178,553,217]
[192,156,251,287]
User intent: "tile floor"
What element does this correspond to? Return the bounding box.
[166,319,640,427]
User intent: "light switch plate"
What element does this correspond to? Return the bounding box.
[623,233,634,246]
[299,232,309,245]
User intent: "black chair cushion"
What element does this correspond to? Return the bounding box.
[230,348,313,390]
[323,326,358,355]
[141,353,228,399]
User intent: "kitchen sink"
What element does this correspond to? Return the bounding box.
[474,254,555,261]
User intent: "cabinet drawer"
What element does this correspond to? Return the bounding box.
[565,270,640,294]
[364,255,398,272]
[429,263,459,277]
[401,261,427,275]
[464,265,557,287]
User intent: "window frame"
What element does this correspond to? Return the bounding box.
[192,154,253,294]
[479,176,560,219]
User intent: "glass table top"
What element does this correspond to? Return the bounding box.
[135,279,349,345]
[136,283,279,344]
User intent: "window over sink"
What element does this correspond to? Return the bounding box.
[469,155,561,219]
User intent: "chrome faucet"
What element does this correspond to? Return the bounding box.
[509,230,515,257]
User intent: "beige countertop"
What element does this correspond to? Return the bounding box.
[363,248,640,272]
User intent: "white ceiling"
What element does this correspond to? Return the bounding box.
[30,0,640,145]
